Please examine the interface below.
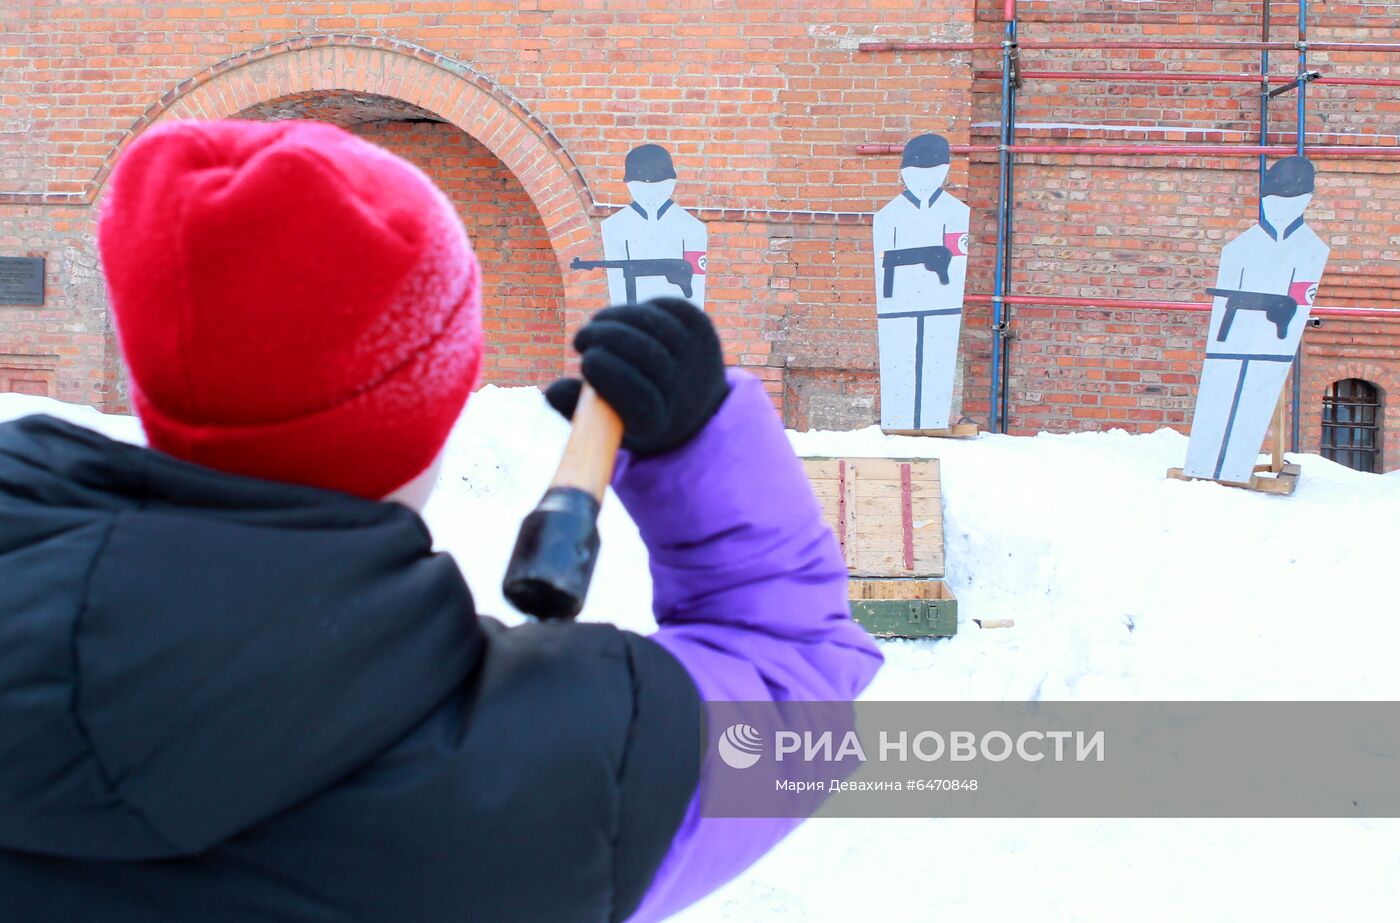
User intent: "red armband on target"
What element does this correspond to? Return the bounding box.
[1289,280,1319,306]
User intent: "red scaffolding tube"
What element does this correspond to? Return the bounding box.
[856,143,1400,158]
[1310,42,1400,52]
[1311,75,1400,87]
[972,70,1400,89]
[861,40,1400,53]
[962,294,1399,321]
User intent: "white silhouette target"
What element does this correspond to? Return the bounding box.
[571,143,708,310]
[872,133,970,432]
[1182,157,1330,484]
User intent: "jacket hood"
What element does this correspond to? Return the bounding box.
[0,414,479,861]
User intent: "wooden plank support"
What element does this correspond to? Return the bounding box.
[881,423,980,439]
[837,459,849,564]
[1166,462,1301,497]
[1271,390,1287,475]
[899,463,915,572]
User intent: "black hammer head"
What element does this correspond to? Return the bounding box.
[503,487,602,621]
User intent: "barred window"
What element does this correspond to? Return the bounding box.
[1321,379,1382,473]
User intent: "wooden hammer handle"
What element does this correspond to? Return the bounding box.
[550,384,625,501]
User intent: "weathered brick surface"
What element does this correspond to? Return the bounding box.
[0,203,113,406]
[354,120,566,388]
[955,0,1400,459]
[0,1,1396,470]
[1303,320,1400,471]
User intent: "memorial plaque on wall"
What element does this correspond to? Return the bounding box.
[0,257,45,306]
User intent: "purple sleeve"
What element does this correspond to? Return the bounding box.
[612,369,883,923]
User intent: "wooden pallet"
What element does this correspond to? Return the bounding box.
[881,422,980,439]
[1166,462,1300,496]
[1167,392,1299,496]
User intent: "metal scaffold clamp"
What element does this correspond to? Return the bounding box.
[1268,70,1321,99]
[989,298,1014,340]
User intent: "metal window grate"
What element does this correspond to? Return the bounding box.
[1321,379,1382,473]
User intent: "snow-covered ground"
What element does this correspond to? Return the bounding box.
[4,388,1397,921]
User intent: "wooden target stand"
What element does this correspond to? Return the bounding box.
[882,422,980,439]
[1167,391,1300,496]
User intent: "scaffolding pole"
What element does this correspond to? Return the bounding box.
[1291,0,1309,450]
[989,0,1018,433]
[1264,2,1284,458]
[1260,1,1272,222]
[961,294,1398,321]
[1001,19,1019,434]
[856,143,1400,157]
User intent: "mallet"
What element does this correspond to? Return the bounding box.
[503,385,625,620]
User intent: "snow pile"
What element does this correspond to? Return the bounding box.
[429,386,1400,701]
[792,424,1400,702]
[3,388,1396,921]
[0,392,147,444]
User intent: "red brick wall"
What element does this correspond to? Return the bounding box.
[956,0,1400,457]
[1302,319,1400,470]
[0,119,569,409]
[353,120,566,388]
[0,0,974,419]
[0,204,113,404]
[1,1,1397,470]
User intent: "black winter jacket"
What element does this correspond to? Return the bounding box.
[0,414,703,922]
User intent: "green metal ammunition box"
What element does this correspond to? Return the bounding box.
[849,579,958,639]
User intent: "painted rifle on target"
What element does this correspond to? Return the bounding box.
[1207,288,1299,341]
[571,257,695,303]
[882,245,954,298]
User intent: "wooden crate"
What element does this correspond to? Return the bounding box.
[802,457,944,578]
[802,457,958,639]
[850,578,958,639]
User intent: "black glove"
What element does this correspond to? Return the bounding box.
[545,297,729,457]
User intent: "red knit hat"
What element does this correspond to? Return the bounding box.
[98,119,484,499]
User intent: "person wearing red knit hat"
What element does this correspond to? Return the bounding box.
[0,119,880,922]
[100,119,484,501]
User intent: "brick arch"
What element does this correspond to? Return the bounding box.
[1300,357,1399,470]
[91,36,603,315]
